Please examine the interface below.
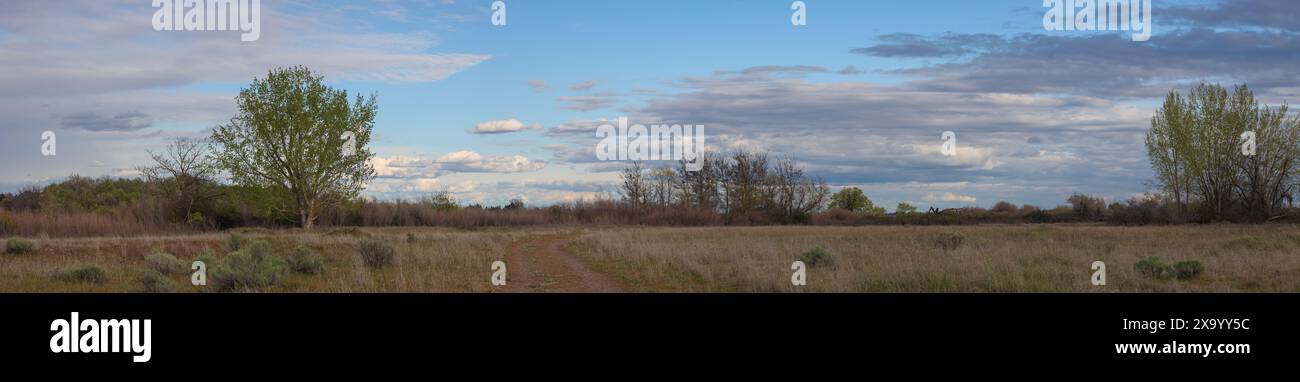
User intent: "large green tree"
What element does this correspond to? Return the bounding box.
[210,66,377,229]
[1146,83,1300,222]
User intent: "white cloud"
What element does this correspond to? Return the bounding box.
[924,192,978,203]
[471,119,541,134]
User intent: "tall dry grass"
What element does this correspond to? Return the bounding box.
[0,227,526,292]
[568,225,1300,292]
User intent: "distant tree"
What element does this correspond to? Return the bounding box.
[620,162,648,208]
[676,152,723,209]
[895,202,917,215]
[830,187,884,215]
[210,66,377,229]
[766,156,830,222]
[138,138,221,219]
[646,166,678,206]
[720,150,770,214]
[991,201,1018,214]
[1067,194,1106,220]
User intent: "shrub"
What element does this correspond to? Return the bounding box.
[406,233,418,244]
[799,247,834,268]
[194,251,215,272]
[991,201,1018,214]
[4,238,35,254]
[1135,256,1174,280]
[1172,261,1205,280]
[225,232,245,252]
[186,212,207,229]
[57,265,108,284]
[211,240,287,292]
[933,232,965,251]
[358,239,397,268]
[137,270,177,293]
[287,245,324,275]
[144,250,186,275]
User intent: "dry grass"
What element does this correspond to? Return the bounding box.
[568,225,1300,292]
[0,227,523,292]
[4,224,1300,292]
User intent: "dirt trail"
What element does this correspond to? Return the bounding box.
[501,233,624,293]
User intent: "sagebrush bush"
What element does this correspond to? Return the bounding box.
[799,247,834,268]
[1135,256,1174,280]
[225,232,245,252]
[933,232,965,251]
[1173,261,1205,280]
[5,238,35,254]
[137,270,177,293]
[358,239,397,268]
[287,245,324,275]
[144,250,187,275]
[196,251,216,266]
[57,265,108,284]
[211,240,287,292]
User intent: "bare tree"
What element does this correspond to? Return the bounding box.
[768,156,829,222]
[646,166,678,206]
[620,162,648,208]
[137,138,221,218]
[677,152,722,209]
[720,149,769,214]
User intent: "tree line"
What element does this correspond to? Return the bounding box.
[617,150,832,224]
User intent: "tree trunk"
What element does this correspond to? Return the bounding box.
[299,197,316,229]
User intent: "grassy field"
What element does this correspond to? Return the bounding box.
[3,224,1300,293]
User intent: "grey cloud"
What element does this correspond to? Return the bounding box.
[559,94,616,112]
[852,33,1004,58]
[60,111,153,132]
[570,80,598,91]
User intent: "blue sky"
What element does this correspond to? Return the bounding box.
[2,0,1298,209]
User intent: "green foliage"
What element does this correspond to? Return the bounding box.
[1135,257,1175,280]
[144,250,187,275]
[186,212,208,229]
[1172,261,1205,280]
[4,238,34,254]
[209,66,378,229]
[37,175,149,214]
[211,240,288,292]
[1146,83,1300,222]
[358,239,397,268]
[830,187,885,215]
[136,270,178,293]
[799,247,834,268]
[287,245,324,275]
[226,232,245,253]
[196,251,216,267]
[895,202,917,215]
[57,265,108,285]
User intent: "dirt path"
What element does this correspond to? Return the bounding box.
[501,233,624,293]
